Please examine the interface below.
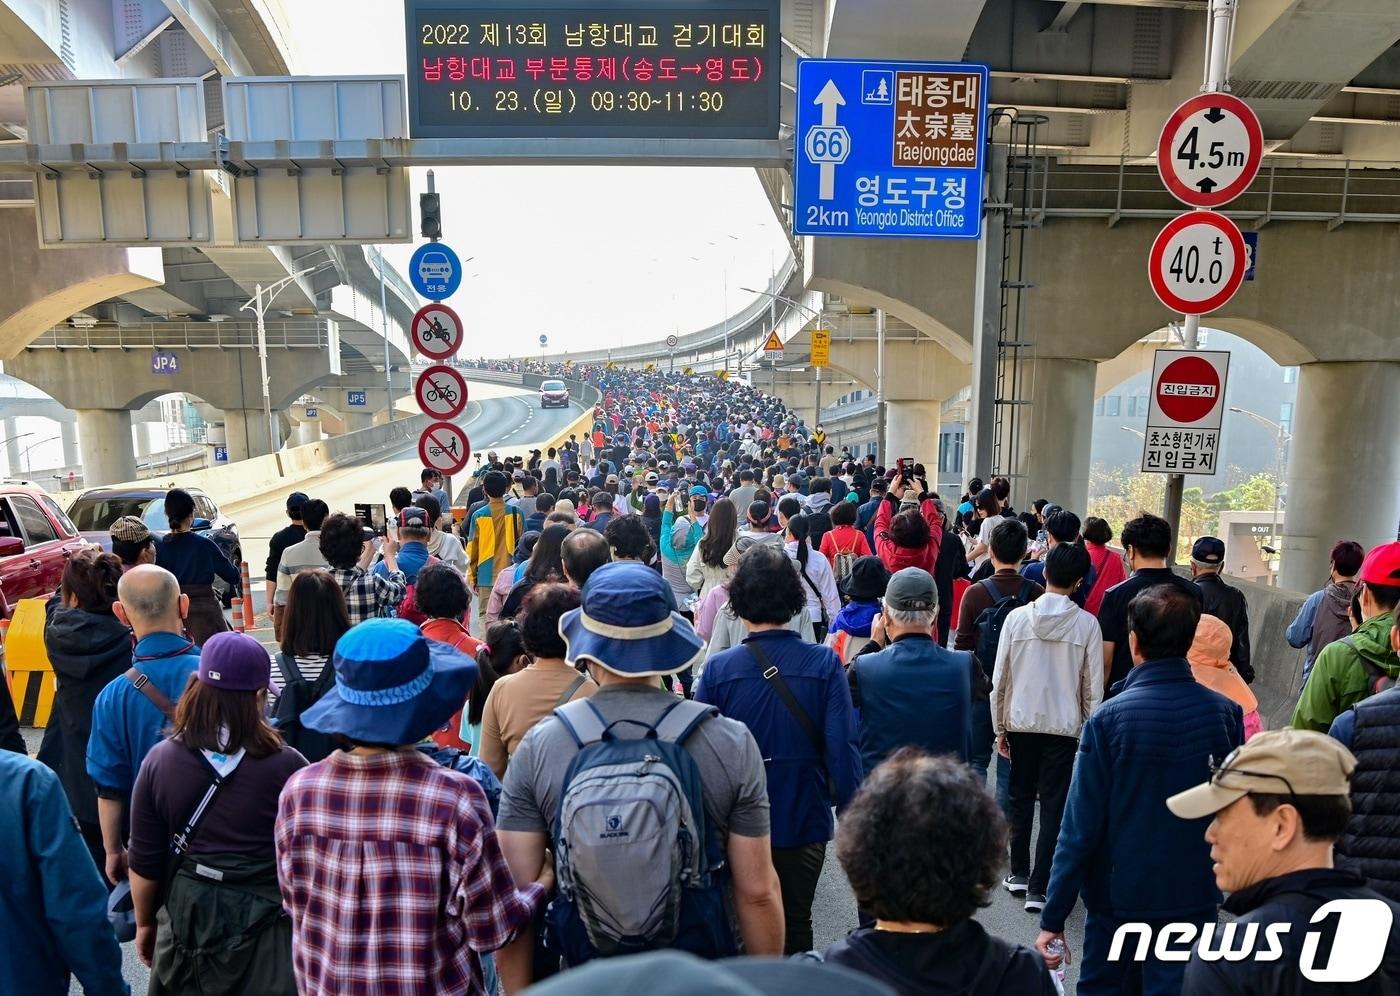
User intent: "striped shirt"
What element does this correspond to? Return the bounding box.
[275,749,545,995]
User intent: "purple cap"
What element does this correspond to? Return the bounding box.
[197,631,272,692]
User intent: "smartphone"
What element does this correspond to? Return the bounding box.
[354,502,388,537]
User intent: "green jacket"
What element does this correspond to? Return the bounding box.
[1291,611,1399,732]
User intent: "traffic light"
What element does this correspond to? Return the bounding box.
[419,192,442,240]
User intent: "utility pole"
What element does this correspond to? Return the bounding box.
[1163,0,1235,563]
[876,309,887,464]
[379,249,393,421]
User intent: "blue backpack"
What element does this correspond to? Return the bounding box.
[545,698,736,967]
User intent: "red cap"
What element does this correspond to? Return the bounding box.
[1360,542,1400,586]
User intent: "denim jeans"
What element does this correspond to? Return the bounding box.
[970,697,1011,814]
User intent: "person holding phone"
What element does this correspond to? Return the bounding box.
[660,487,706,616]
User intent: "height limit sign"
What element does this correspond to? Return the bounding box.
[1142,350,1230,476]
[1158,93,1262,208]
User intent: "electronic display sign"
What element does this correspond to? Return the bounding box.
[405,0,781,139]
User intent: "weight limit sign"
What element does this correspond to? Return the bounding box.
[1148,211,1247,316]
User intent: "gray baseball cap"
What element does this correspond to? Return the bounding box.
[884,567,937,612]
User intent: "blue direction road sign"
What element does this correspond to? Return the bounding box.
[794,59,989,239]
[213,445,228,463]
[151,351,180,375]
[409,242,463,300]
[347,390,367,407]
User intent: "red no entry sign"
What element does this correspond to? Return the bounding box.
[418,420,471,476]
[1158,92,1262,208]
[1148,211,1247,315]
[414,364,469,420]
[410,303,464,360]
[1154,354,1223,424]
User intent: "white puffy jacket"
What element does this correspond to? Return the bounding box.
[990,592,1104,739]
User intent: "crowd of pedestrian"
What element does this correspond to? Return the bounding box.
[3,359,1400,995]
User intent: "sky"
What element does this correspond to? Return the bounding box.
[287,1,791,355]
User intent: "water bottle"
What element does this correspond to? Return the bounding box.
[1046,939,1067,995]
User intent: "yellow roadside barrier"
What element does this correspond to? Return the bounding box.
[4,598,55,727]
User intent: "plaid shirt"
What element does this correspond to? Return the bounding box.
[275,749,545,996]
[329,565,406,625]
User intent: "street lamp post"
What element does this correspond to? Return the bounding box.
[19,435,60,475]
[1230,406,1291,585]
[240,254,336,457]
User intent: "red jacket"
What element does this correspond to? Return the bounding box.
[820,524,871,568]
[873,497,941,575]
[1083,541,1127,617]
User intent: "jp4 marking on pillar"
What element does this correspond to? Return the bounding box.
[793,58,989,239]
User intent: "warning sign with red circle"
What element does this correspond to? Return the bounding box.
[410,303,464,360]
[1141,348,1231,477]
[1148,212,1247,316]
[1157,92,1263,209]
[415,365,469,420]
[418,420,472,476]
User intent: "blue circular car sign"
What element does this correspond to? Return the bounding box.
[538,334,548,346]
[409,242,462,300]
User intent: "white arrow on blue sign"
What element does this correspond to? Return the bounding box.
[793,59,989,240]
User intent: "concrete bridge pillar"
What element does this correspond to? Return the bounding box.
[885,400,941,471]
[223,409,278,461]
[1009,357,1098,516]
[60,421,80,468]
[1281,361,1400,592]
[76,410,137,486]
[341,412,375,433]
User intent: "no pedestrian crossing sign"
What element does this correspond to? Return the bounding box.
[793,59,989,239]
[1148,211,1247,316]
[418,420,472,476]
[410,302,464,360]
[415,364,469,420]
[1141,349,1230,476]
[1157,92,1263,209]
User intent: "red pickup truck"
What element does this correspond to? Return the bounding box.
[0,484,90,618]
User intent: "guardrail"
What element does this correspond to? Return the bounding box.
[25,320,332,350]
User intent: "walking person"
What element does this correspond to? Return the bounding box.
[1189,537,1254,682]
[155,488,240,645]
[697,545,862,954]
[272,498,329,639]
[42,549,130,870]
[787,514,841,643]
[264,491,308,619]
[270,569,349,763]
[1080,516,1126,617]
[277,619,552,995]
[1036,585,1244,994]
[127,632,307,994]
[1287,540,1365,690]
[493,562,783,988]
[661,486,706,611]
[87,565,202,889]
[991,543,1103,914]
[687,496,738,599]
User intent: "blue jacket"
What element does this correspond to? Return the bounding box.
[0,752,127,995]
[696,629,861,848]
[848,634,973,775]
[375,540,431,583]
[1041,657,1244,932]
[86,631,201,796]
[832,599,880,638]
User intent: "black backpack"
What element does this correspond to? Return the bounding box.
[973,579,1036,680]
[271,653,337,762]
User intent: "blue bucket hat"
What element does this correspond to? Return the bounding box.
[559,561,705,677]
[302,618,477,745]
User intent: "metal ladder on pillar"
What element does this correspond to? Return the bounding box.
[990,113,1048,485]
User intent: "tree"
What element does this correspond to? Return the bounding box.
[1209,472,1279,514]
[1087,463,1214,561]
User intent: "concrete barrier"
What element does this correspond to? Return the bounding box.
[108,377,597,507]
